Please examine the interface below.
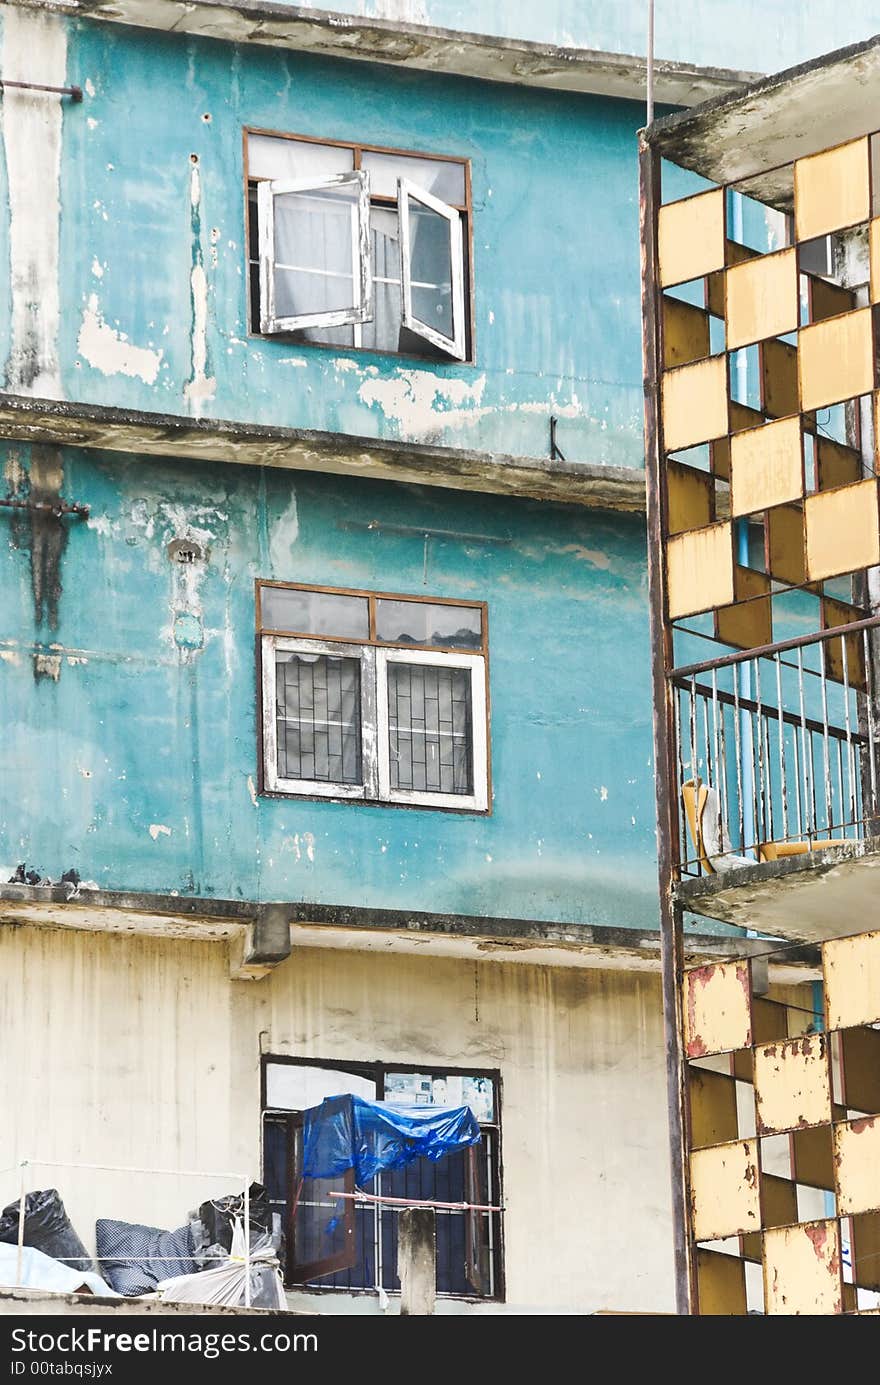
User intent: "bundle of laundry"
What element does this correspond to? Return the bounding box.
[157,1218,286,1311]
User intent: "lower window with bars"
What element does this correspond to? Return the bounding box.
[262,1059,503,1300]
[259,583,489,811]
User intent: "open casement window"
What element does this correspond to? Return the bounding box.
[398,177,467,361]
[290,1122,357,1283]
[376,648,488,811]
[258,171,372,335]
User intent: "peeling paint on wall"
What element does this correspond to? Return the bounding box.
[183,161,216,414]
[2,8,65,396]
[77,294,163,384]
[268,488,299,577]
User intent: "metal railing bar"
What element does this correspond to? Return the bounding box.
[670,614,880,681]
[672,679,867,743]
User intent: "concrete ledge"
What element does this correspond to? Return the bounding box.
[645,32,880,206]
[0,392,648,513]
[0,882,818,978]
[675,836,880,943]
[0,1286,315,1315]
[27,1,757,105]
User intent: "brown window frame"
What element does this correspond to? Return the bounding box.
[243,126,476,365]
[256,579,492,814]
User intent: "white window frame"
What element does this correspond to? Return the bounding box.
[262,636,489,812]
[376,648,488,811]
[261,635,378,799]
[397,176,467,361]
[258,171,373,335]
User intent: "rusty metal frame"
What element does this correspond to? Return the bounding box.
[640,134,693,1314]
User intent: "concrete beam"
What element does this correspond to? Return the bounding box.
[675,836,880,943]
[646,33,880,208]
[230,903,294,980]
[22,1,757,105]
[0,881,819,978]
[0,391,648,512]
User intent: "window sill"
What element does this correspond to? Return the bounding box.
[259,785,492,817]
[246,326,476,370]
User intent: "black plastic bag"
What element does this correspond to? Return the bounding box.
[193,1183,271,1259]
[0,1190,94,1272]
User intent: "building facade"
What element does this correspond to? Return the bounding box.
[0,0,818,1316]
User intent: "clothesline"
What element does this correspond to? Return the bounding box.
[329,1189,502,1212]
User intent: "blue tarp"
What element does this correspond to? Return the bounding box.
[302,1094,481,1184]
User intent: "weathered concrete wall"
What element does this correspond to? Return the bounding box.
[0,924,676,1314]
[0,9,648,467]
[0,441,658,928]
[300,0,880,75]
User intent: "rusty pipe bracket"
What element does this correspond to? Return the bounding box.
[0,497,90,518]
[0,80,83,102]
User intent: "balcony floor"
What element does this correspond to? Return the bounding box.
[675,836,880,943]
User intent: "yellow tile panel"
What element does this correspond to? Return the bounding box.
[666,522,734,620]
[798,307,875,413]
[696,1249,747,1315]
[763,1220,843,1315]
[662,355,728,453]
[805,479,880,583]
[658,188,726,288]
[795,137,870,242]
[683,959,752,1058]
[726,248,798,351]
[754,1034,832,1135]
[871,219,880,304]
[662,296,711,369]
[730,416,803,517]
[834,1116,880,1216]
[665,459,714,535]
[825,930,880,1031]
[690,1139,761,1242]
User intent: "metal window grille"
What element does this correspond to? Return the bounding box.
[275,652,362,785]
[387,661,473,795]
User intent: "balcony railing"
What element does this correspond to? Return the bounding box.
[671,617,880,877]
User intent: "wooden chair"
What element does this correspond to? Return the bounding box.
[682,777,839,871]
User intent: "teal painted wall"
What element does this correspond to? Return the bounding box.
[0,444,664,929]
[1,16,649,467]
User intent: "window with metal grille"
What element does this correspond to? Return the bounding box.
[245,130,472,362]
[261,1058,503,1300]
[258,583,489,811]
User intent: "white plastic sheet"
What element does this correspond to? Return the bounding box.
[0,1241,118,1297]
[157,1220,286,1310]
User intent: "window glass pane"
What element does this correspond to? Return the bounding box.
[406,195,454,339]
[386,662,473,795]
[249,134,354,181]
[384,1071,495,1122]
[276,652,362,785]
[265,1063,377,1110]
[273,182,359,319]
[375,599,481,649]
[262,587,369,639]
[361,206,401,353]
[361,150,465,205]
